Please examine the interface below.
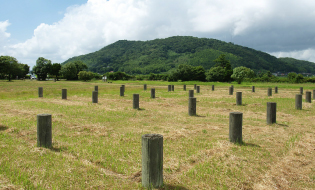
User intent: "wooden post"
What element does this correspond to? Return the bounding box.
[37,114,52,148]
[268,88,272,96]
[229,87,233,95]
[194,84,197,90]
[171,85,174,91]
[94,86,98,92]
[196,86,200,93]
[236,92,242,106]
[229,112,243,143]
[38,87,43,97]
[252,86,255,92]
[151,88,155,99]
[267,102,276,124]
[168,85,171,92]
[92,91,98,103]
[189,90,194,98]
[306,91,311,103]
[183,85,186,91]
[295,94,302,110]
[142,134,163,189]
[231,85,234,94]
[120,86,124,96]
[144,84,147,91]
[300,87,303,94]
[62,89,67,100]
[313,90,315,99]
[188,97,196,116]
[133,94,139,109]
[212,85,214,91]
[275,86,278,94]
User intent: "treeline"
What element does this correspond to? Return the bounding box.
[62,36,315,74]
[0,56,30,81]
[105,54,315,84]
[32,57,103,81]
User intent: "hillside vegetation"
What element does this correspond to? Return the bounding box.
[63,36,315,74]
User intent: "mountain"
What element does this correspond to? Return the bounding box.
[62,36,315,74]
[278,57,315,73]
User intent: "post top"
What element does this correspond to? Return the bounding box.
[37,114,51,117]
[229,112,243,115]
[142,134,163,139]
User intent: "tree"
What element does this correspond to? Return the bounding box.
[0,56,20,81]
[50,63,61,80]
[33,57,52,80]
[231,66,255,84]
[206,66,225,82]
[287,72,297,82]
[214,54,230,68]
[78,71,94,81]
[60,62,77,80]
[224,62,233,82]
[73,60,88,80]
[212,54,233,82]
[295,74,304,83]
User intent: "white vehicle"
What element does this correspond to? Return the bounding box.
[31,75,37,79]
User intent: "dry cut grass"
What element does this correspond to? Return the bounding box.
[0,80,315,189]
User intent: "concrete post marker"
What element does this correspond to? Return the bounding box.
[38,87,43,97]
[189,90,194,98]
[92,91,98,103]
[142,134,163,189]
[229,87,233,95]
[120,86,124,96]
[268,88,272,96]
[267,102,276,124]
[306,91,311,103]
[133,94,139,109]
[151,88,155,99]
[37,114,52,148]
[62,89,67,100]
[188,97,197,116]
[236,92,242,106]
[295,94,302,110]
[229,112,243,143]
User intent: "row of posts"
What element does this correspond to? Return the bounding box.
[36,84,313,188]
[35,101,278,189]
[38,85,314,108]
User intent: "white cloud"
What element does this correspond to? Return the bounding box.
[2,0,315,68]
[0,20,11,52]
[270,48,315,63]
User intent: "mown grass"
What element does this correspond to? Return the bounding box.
[0,79,315,189]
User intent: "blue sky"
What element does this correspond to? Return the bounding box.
[0,0,87,43]
[1,0,315,68]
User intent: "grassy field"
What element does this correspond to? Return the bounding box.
[0,80,315,189]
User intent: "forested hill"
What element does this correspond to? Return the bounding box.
[62,36,315,74]
[278,57,315,73]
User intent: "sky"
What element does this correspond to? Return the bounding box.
[1,0,315,69]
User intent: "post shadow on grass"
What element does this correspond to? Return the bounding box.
[159,184,190,190]
[239,142,260,147]
[0,125,8,131]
